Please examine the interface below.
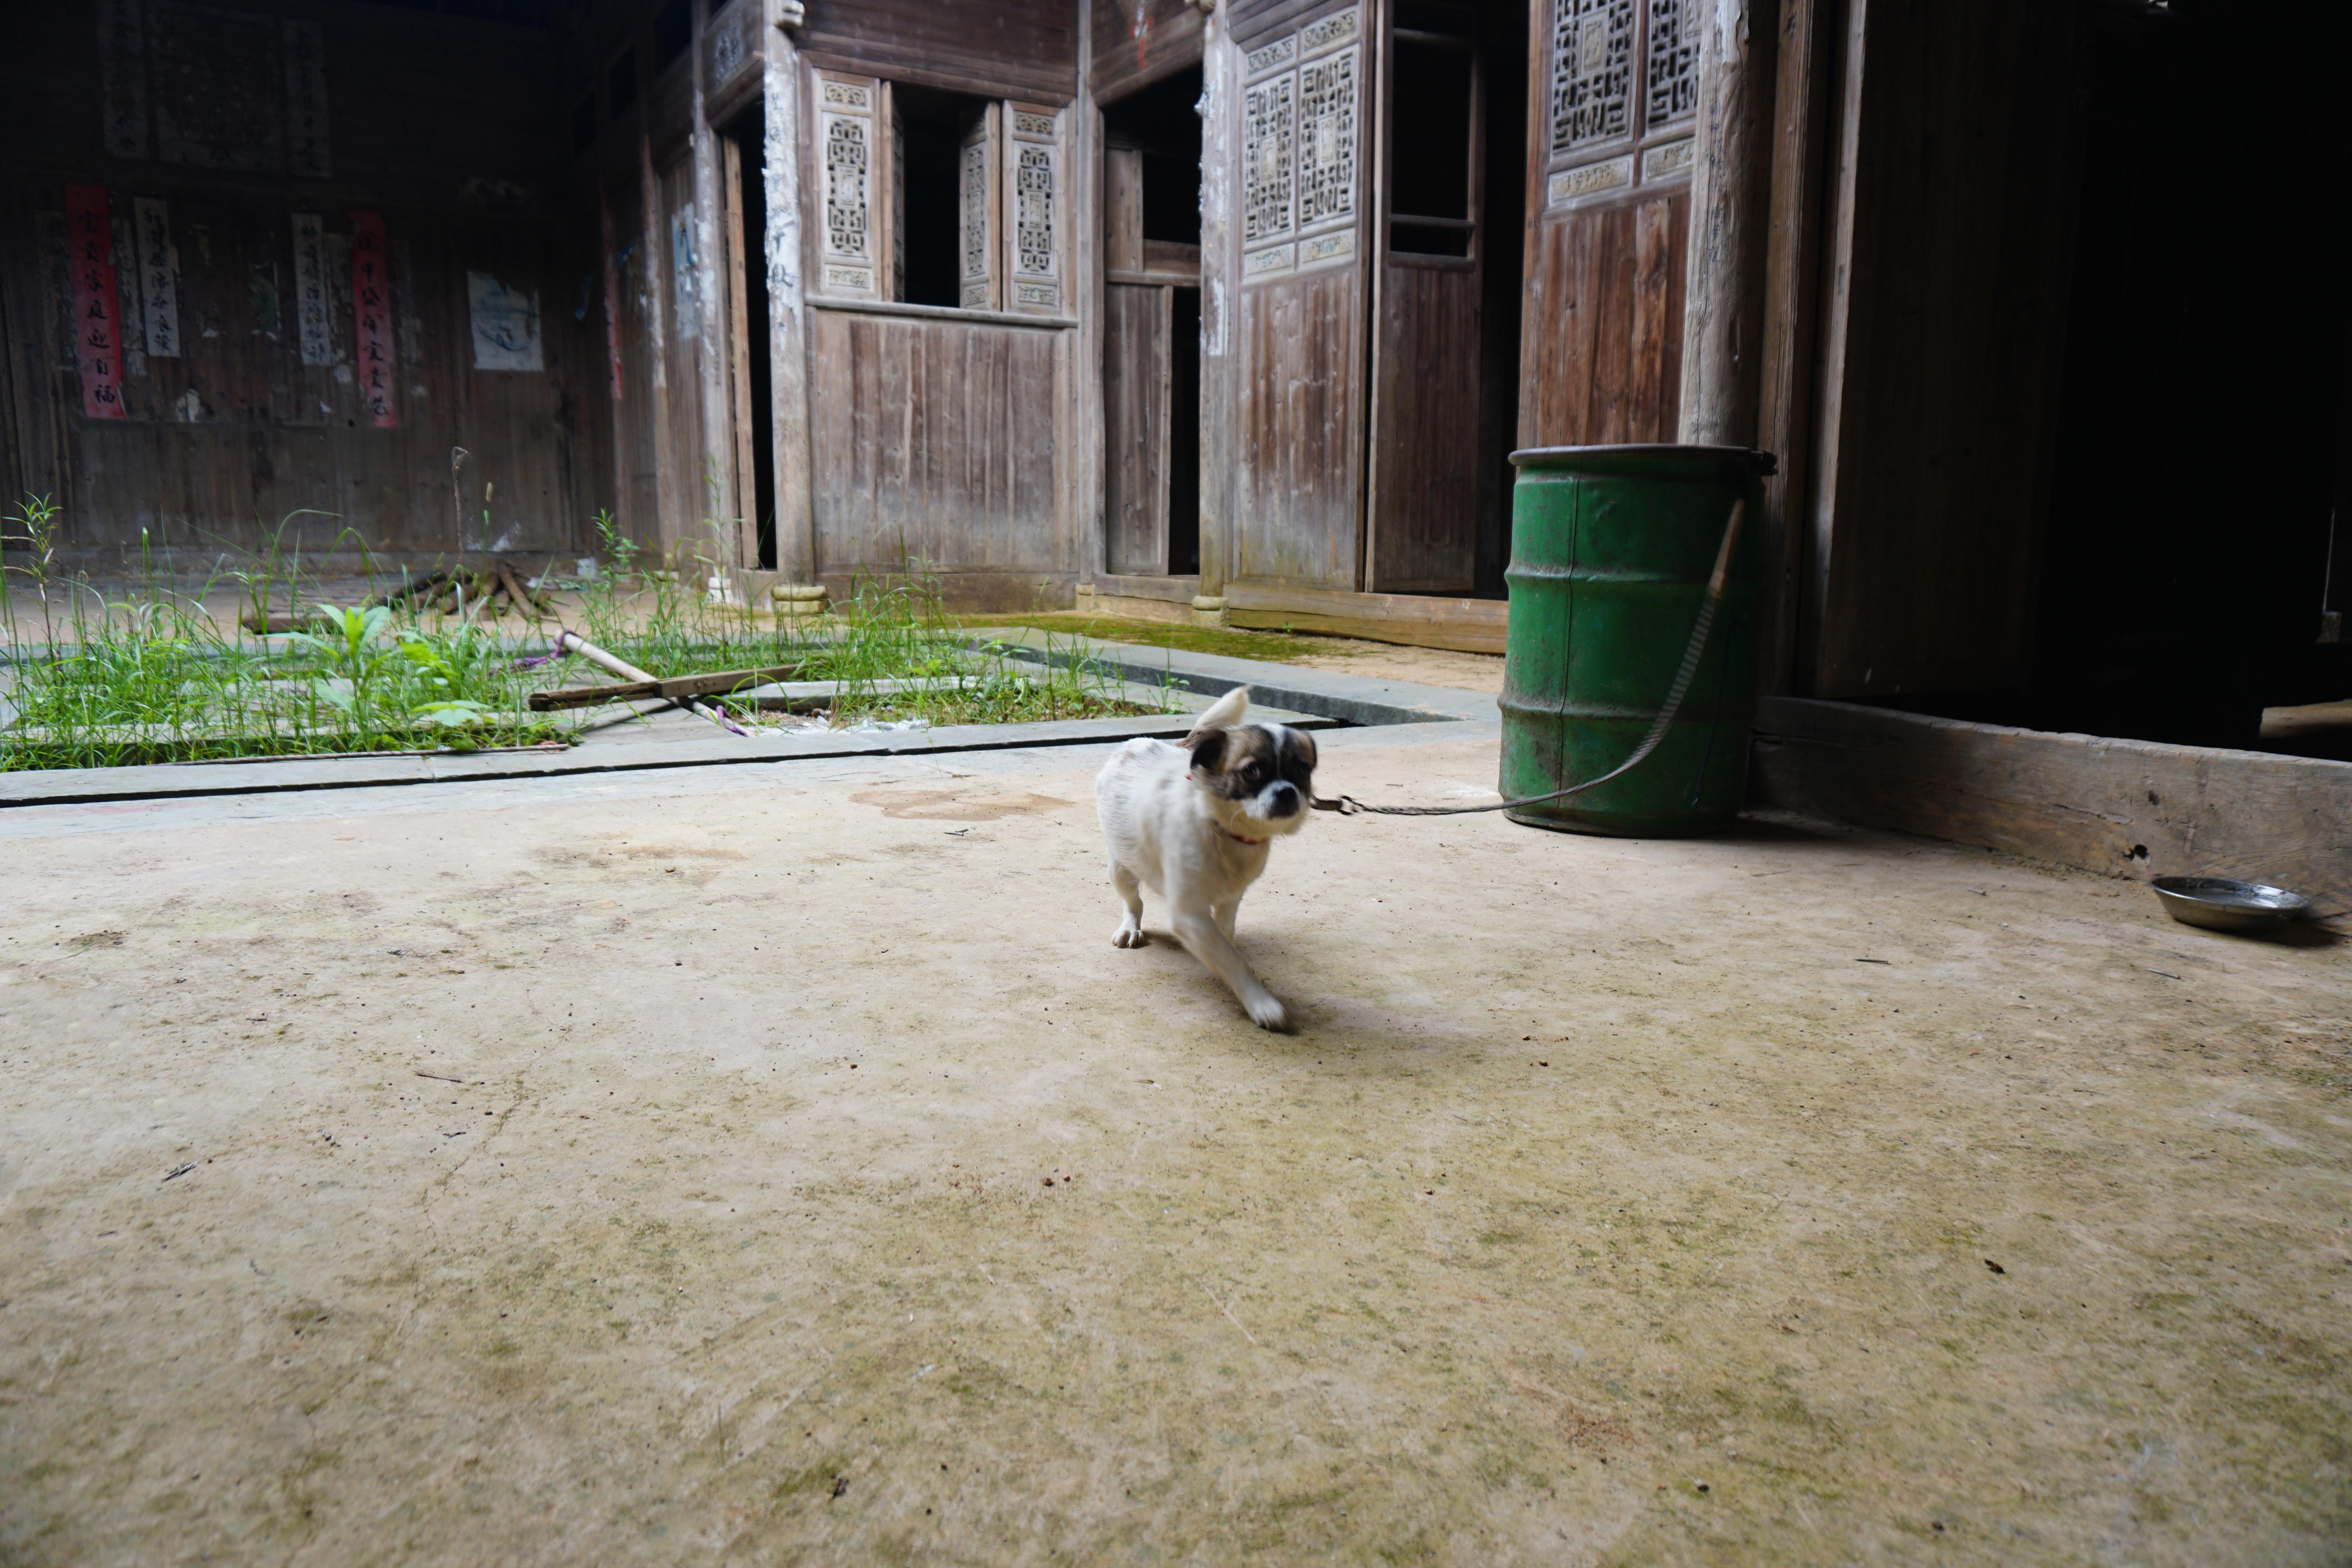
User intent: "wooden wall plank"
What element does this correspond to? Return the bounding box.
[1093,0,1209,104]
[1367,263,1481,592]
[0,3,598,573]
[1804,0,2082,700]
[797,0,1079,106]
[1754,0,1833,693]
[1235,263,1365,590]
[1517,189,1689,448]
[809,307,1066,588]
[1103,282,1172,575]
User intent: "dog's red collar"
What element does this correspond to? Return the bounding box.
[1215,822,1269,846]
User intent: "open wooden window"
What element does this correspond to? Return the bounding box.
[811,75,1059,314]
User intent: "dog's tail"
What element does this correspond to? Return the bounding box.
[1181,685,1250,748]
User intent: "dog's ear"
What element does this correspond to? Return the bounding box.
[1289,728,1317,773]
[1189,726,1227,774]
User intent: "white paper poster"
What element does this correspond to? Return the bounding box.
[134,198,181,358]
[291,212,334,366]
[467,271,543,371]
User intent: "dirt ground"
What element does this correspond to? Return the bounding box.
[1,729,2347,1566]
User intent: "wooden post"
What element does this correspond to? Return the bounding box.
[763,17,816,586]
[690,6,739,572]
[1677,0,1777,448]
[1755,0,1832,693]
[1074,0,1106,593]
[1194,4,1237,612]
[639,128,675,561]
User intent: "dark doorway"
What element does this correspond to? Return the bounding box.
[727,109,777,569]
[1102,65,1204,579]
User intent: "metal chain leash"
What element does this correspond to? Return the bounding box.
[1311,498,1747,819]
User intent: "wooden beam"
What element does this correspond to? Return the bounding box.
[1678,0,1777,448]
[1750,696,2352,913]
[1754,0,1833,694]
[1223,583,1507,655]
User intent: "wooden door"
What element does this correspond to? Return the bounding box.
[1366,3,1483,593]
[1232,2,1371,590]
[1103,145,1171,574]
[1517,0,1699,448]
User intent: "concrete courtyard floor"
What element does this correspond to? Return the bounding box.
[1,717,2347,1565]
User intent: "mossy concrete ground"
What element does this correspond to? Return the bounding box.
[0,728,2345,1565]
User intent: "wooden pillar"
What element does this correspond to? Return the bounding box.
[1677,0,1777,448]
[1194,3,1238,609]
[638,129,675,560]
[1074,0,1105,590]
[1755,0,1834,693]
[690,7,738,571]
[763,21,816,585]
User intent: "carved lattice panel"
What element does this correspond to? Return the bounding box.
[959,132,991,308]
[818,87,875,294]
[1645,0,1699,127]
[1014,147,1055,277]
[1549,0,1633,155]
[1242,71,1296,246]
[1005,107,1059,310]
[1297,45,1357,233]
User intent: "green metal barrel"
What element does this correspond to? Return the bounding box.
[1500,444,1773,837]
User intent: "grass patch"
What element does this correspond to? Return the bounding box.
[2,497,1176,770]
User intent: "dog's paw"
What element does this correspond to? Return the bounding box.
[1246,995,1289,1032]
[1112,924,1149,949]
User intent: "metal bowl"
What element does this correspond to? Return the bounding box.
[2150,876,2312,934]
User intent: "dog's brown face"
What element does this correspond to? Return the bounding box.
[1189,723,1317,835]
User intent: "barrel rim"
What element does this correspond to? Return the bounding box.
[1508,443,1778,475]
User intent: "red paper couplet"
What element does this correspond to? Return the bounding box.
[65,184,128,421]
[349,210,398,428]
[600,185,625,403]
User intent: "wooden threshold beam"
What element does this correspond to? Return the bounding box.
[1222,584,1508,656]
[1749,696,2352,912]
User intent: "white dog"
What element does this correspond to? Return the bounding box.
[1094,686,1317,1030]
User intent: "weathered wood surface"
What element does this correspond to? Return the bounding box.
[1518,189,1691,447]
[1803,0,2081,699]
[0,2,595,570]
[1096,572,1201,604]
[1754,0,1832,693]
[1677,0,1775,447]
[1193,11,1239,600]
[765,38,817,584]
[1103,282,1172,576]
[1229,0,1332,51]
[1750,696,2352,913]
[1104,148,1146,274]
[1367,261,1481,593]
[1225,582,1507,655]
[797,0,1079,106]
[809,308,1064,581]
[1093,0,1208,105]
[1236,264,1368,589]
